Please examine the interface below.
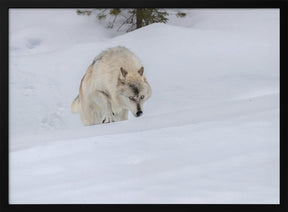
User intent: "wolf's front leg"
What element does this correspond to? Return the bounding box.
[96,90,115,124]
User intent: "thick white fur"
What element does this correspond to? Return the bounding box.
[72,46,152,126]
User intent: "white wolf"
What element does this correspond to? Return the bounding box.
[71,46,152,126]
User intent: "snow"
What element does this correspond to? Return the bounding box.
[9,9,279,204]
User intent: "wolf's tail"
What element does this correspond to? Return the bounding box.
[71,95,80,113]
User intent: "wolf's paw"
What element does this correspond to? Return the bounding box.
[102,113,115,124]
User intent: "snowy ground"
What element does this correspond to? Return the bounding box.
[9,9,279,204]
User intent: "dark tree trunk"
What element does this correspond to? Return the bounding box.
[136,9,143,29]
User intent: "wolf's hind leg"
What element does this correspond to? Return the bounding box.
[79,96,101,125]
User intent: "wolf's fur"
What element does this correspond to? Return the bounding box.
[71,46,152,126]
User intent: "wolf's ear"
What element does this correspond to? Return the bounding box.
[138,67,144,76]
[120,67,128,78]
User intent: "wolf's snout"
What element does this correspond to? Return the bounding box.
[136,111,143,117]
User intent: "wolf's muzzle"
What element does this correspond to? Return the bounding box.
[136,111,143,117]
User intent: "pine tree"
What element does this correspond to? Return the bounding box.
[76,8,185,32]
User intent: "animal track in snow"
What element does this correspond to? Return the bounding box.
[26,38,42,49]
[23,85,35,96]
[40,104,65,130]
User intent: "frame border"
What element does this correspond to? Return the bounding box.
[1,0,287,211]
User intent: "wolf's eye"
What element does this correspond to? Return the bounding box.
[129,96,134,101]
[140,95,145,99]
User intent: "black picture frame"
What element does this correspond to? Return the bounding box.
[1,0,287,211]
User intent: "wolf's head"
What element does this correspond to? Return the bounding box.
[118,66,151,117]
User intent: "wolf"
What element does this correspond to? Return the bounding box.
[71,46,152,126]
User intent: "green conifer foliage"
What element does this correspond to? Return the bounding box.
[76,8,186,32]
